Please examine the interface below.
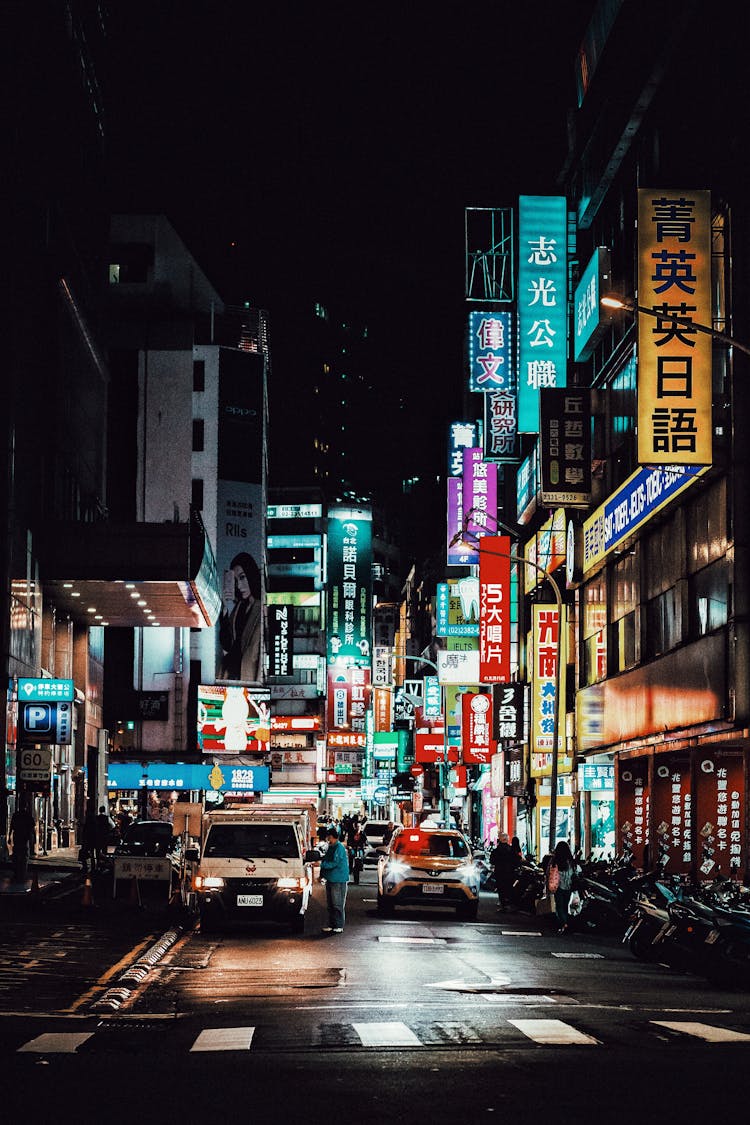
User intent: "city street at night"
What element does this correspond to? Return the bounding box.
[3,876,750,1122]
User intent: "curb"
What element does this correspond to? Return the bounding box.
[91,925,185,1012]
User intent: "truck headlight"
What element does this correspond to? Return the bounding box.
[194,875,225,889]
[277,877,305,890]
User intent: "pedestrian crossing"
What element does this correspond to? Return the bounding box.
[9,1018,750,1055]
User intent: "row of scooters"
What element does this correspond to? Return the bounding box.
[475,846,750,987]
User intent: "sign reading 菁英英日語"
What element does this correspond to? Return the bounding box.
[518,196,568,434]
[637,190,712,466]
[448,421,477,477]
[468,310,513,394]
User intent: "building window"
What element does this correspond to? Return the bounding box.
[610,546,640,672]
[581,572,607,685]
[645,583,685,658]
[193,360,205,392]
[191,478,204,511]
[192,419,204,452]
[690,557,729,637]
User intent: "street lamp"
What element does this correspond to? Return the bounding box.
[394,652,451,829]
[450,509,565,855]
[600,293,750,358]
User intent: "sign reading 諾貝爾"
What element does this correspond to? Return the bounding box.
[637,190,712,466]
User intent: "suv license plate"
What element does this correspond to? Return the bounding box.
[237,894,263,906]
[422,884,444,895]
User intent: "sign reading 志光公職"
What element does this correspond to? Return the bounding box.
[637,189,712,466]
[518,196,568,433]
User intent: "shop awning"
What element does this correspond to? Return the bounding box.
[38,512,221,628]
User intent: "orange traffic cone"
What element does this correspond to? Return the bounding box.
[81,875,94,907]
[128,876,141,906]
[30,869,40,896]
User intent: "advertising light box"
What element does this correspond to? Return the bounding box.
[197,684,270,755]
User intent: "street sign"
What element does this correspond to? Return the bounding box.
[334,763,353,774]
[18,747,53,783]
[373,785,389,805]
[18,678,74,703]
[19,701,73,745]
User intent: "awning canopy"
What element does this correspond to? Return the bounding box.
[38,515,221,628]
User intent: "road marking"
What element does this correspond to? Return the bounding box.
[651,1021,750,1043]
[509,1019,600,1046]
[550,953,604,959]
[433,1022,483,1043]
[425,976,511,992]
[352,1021,423,1047]
[501,931,542,937]
[18,1032,94,1054]
[61,933,157,1013]
[190,1026,256,1052]
[378,936,446,945]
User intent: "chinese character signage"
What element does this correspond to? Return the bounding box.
[436,579,479,637]
[492,683,525,742]
[108,760,270,793]
[462,447,498,548]
[695,751,744,877]
[637,189,712,466]
[530,604,569,773]
[423,676,442,718]
[618,761,650,869]
[447,477,474,566]
[580,764,615,791]
[518,195,568,433]
[326,506,372,667]
[327,668,371,733]
[448,421,477,477]
[373,687,393,733]
[415,732,459,765]
[17,678,74,703]
[197,685,270,755]
[437,648,480,685]
[539,388,592,506]
[652,757,692,875]
[484,388,518,462]
[468,310,513,393]
[479,536,511,684]
[462,692,493,764]
[372,647,393,687]
[573,247,611,361]
[269,605,293,678]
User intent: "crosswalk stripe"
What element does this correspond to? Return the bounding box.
[352,1021,423,1047]
[433,1022,483,1043]
[190,1026,256,1052]
[651,1021,750,1043]
[17,1032,94,1054]
[509,1019,600,1046]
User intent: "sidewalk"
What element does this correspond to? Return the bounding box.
[0,846,82,897]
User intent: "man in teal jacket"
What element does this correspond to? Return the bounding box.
[319,825,349,933]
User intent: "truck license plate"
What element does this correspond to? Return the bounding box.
[237,894,263,906]
[422,884,444,895]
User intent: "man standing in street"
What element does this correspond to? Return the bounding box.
[94,804,115,870]
[9,799,36,885]
[490,831,518,911]
[319,825,350,933]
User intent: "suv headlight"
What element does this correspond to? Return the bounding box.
[194,875,225,890]
[277,876,305,890]
[384,859,411,890]
[456,863,481,888]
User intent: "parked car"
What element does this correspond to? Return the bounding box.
[363,820,394,866]
[377,827,481,919]
[114,820,181,869]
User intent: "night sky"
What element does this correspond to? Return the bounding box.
[105,2,596,491]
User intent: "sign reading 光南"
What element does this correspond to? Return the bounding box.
[479,536,511,684]
[518,195,568,433]
[530,604,570,775]
[468,310,513,393]
[637,189,712,466]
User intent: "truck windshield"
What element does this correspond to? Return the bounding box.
[204,824,298,860]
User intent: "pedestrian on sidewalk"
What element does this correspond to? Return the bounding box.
[348,822,366,885]
[9,799,36,884]
[550,840,579,934]
[79,809,97,874]
[490,832,518,911]
[94,805,115,870]
[319,825,349,933]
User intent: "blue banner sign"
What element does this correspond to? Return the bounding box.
[583,463,705,573]
[573,247,610,362]
[107,762,270,792]
[518,196,568,432]
[580,764,615,791]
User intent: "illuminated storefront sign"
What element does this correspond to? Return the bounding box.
[448,421,477,477]
[468,310,513,393]
[197,684,270,755]
[582,462,704,573]
[580,764,615,791]
[516,445,539,525]
[271,716,321,731]
[484,388,518,462]
[539,388,592,506]
[423,676,442,718]
[462,447,498,553]
[373,687,393,733]
[447,477,473,566]
[479,536,511,684]
[518,195,568,433]
[524,509,566,593]
[492,683,525,742]
[437,649,480,685]
[637,189,712,466]
[530,604,571,775]
[696,751,744,877]
[269,605,293,677]
[436,579,479,637]
[326,668,371,733]
[618,761,650,870]
[267,503,322,519]
[573,247,611,361]
[326,507,372,667]
[108,761,270,793]
[462,692,493,764]
[415,732,459,765]
[17,678,74,702]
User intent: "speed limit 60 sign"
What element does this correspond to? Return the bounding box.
[19,747,53,783]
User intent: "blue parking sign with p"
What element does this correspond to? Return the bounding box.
[20,700,72,744]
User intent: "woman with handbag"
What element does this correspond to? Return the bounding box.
[548,841,578,934]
